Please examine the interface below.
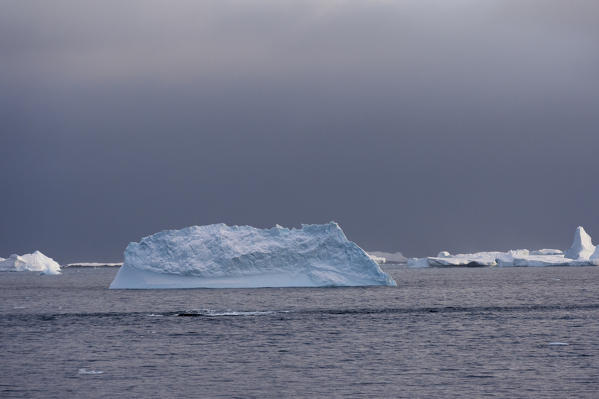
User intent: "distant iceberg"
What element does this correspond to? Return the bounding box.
[109,222,396,289]
[407,226,597,268]
[367,251,407,264]
[66,262,123,267]
[0,251,61,275]
[563,226,595,259]
[367,254,387,264]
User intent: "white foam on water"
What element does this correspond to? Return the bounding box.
[185,309,289,317]
[78,368,104,375]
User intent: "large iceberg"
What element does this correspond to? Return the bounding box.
[407,226,597,268]
[0,251,61,275]
[109,222,396,289]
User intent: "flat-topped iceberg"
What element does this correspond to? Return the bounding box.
[0,251,61,275]
[109,222,396,289]
[407,226,597,268]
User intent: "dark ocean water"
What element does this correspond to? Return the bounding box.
[1,266,599,398]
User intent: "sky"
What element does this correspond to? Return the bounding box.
[1,0,599,262]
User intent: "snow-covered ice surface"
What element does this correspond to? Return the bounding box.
[366,251,407,264]
[109,222,396,289]
[0,251,61,275]
[530,249,563,255]
[408,226,597,268]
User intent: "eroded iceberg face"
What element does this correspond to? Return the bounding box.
[109,222,396,289]
[0,251,61,275]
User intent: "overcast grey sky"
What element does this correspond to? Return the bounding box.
[1,0,599,262]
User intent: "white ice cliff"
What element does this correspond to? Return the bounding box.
[407,226,597,268]
[0,251,61,275]
[109,222,397,289]
[590,247,599,266]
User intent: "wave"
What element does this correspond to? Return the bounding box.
[177,309,289,317]
[78,368,104,375]
[4,303,599,321]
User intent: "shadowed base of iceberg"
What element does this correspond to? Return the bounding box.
[110,264,394,289]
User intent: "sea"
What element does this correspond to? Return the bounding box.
[1,265,598,398]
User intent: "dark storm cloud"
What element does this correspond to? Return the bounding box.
[1,0,599,261]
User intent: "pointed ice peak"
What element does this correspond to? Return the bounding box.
[564,226,595,260]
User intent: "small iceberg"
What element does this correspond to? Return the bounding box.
[367,251,407,264]
[109,222,396,289]
[367,254,387,264]
[564,226,595,259]
[0,251,61,275]
[407,226,597,268]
